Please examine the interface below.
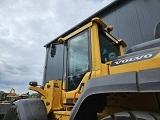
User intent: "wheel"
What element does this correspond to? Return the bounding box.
[3,106,19,120]
[0,103,12,120]
[101,111,160,120]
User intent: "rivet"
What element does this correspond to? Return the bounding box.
[46,101,50,106]
[47,84,51,88]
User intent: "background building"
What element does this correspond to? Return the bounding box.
[43,0,160,83]
[48,0,160,51]
[95,0,160,51]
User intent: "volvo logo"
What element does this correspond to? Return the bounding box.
[111,53,154,66]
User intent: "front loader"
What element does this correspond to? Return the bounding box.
[4,17,160,120]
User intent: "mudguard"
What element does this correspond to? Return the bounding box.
[14,98,48,120]
[70,68,160,120]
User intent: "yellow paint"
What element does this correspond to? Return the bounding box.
[91,21,101,71]
[119,44,125,56]
[29,86,47,98]
[109,53,160,74]
[58,22,93,43]
[64,72,91,101]
[28,17,160,120]
[54,111,71,120]
[91,17,107,29]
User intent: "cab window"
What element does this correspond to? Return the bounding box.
[67,29,89,91]
[99,30,120,63]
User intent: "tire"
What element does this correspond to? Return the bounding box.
[0,103,12,120]
[101,111,160,120]
[3,106,19,120]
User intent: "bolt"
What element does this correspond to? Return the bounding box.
[47,84,51,88]
[46,101,50,106]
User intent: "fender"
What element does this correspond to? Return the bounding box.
[14,98,48,120]
[70,68,160,120]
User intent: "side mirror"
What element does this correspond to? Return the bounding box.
[50,44,56,58]
[29,81,38,87]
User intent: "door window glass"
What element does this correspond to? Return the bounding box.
[67,30,89,91]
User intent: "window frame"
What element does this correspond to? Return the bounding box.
[66,29,91,91]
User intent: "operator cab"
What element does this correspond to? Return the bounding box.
[42,18,125,91]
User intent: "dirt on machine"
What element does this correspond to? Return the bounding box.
[3,17,160,120]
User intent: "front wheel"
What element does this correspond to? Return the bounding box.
[3,106,19,120]
[101,111,160,120]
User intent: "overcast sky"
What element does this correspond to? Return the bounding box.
[0,0,114,94]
